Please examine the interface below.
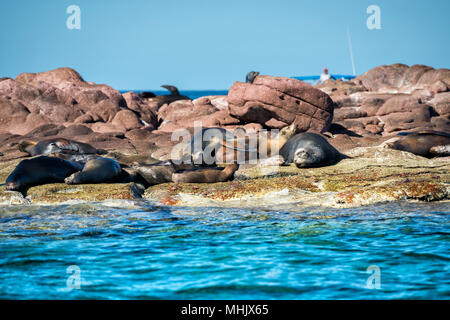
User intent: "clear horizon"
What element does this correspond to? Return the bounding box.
[1,0,449,90]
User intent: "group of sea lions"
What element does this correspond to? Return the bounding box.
[3,121,449,194]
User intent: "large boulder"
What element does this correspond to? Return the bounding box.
[121,91,158,128]
[354,64,450,93]
[227,75,335,133]
[155,97,240,132]
[0,67,149,136]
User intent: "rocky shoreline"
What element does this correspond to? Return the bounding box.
[0,64,449,208]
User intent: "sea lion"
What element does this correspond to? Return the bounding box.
[386,131,450,158]
[5,156,83,192]
[221,122,298,160]
[139,91,156,98]
[172,164,239,184]
[19,138,105,162]
[246,71,260,84]
[140,85,190,111]
[189,127,236,165]
[280,132,346,168]
[64,157,122,185]
[131,160,194,186]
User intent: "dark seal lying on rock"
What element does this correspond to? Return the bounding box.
[19,138,106,162]
[140,85,190,107]
[387,131,450,158]
[131,160,194,186]
[6,156,83,191]
[280,132,347,168]
[64,157,122,185]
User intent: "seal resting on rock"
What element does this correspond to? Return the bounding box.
[386,131,450,158]
[172,164,239,184]
[131,160,194,186]
[5,156,83,191]
[188,127,236,165]
[19,138,106,162]
[280,132,346,168]
[140,85,190,107]
[222,122,298,160]
[64,157,122,185]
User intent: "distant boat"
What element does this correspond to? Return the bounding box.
[292,75,356,85]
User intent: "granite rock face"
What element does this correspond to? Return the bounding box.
[317,64,450,136]
[228,75,335,133]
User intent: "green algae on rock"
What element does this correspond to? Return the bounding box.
[0,146,448,207]
[143,147,449,208]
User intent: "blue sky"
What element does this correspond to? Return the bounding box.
[0,0,448,90]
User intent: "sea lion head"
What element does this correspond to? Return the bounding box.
[246,71,260,84]
[161,85,180,95]
[5,160,32,191]
[64,172,81,185]
[5,179,21,191]
[292,145,324,168]
[34,138,79,155]
[278,122,298,141]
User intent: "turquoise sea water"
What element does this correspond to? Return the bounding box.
[0,201,448,300]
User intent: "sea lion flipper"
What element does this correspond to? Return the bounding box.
[220,139,258,153]
[430,145,450,156]
[18,140,37,155]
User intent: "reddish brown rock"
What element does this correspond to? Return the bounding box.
[365,124,384,135]
[15,67,84,86]
[376,96,421,116]
[125,128,154,141]
[227,75,335,132]
[0,98,30,134]
[74,112,102,124]
[22,124,66,138]
[122,91,158,127]
[265,118,288,129]
[0,67,134,135]
[334,107,367,121]
[355,63,410,92]
[429,80,448,94]
[112,109,143,131]
[156,110,240,133]
[381,106,432,134]
[59,124,93,137]
[433,103,450,117]
[355,63,450,93]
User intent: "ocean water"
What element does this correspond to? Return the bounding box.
[0,200,448,300]
[120,90,229,100]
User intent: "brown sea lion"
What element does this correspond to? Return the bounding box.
[131,160,195,186]
[386,131,450,158]
[220,122,298,161]
[5,156,83,192]
[64,157,122,185]
[18,138,106,162]
[188,127,236,165]
[171,164,239,184]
